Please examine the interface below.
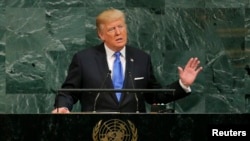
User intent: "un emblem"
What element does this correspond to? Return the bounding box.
[92,119,138,141]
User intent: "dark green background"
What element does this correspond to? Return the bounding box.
[0,0,250,113]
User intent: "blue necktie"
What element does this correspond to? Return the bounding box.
[112,52,123,102]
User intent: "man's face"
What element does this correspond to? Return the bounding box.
[98,18,127,51]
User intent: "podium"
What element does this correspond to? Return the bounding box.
[56,88,176,113]
[24,90,248,140]
[1,114,250,140]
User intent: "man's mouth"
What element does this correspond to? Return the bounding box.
[116,38,123,42]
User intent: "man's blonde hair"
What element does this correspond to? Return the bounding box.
[96,8,126,31]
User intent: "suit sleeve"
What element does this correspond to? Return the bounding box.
[54,53,82,111]
[144,56,191,104]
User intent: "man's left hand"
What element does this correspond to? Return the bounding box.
[178,57,203,87]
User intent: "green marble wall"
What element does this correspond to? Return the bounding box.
[0,0,250,113]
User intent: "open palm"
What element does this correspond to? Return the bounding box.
[178,57,203,87]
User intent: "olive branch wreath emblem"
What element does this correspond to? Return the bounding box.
[92,119,138,141]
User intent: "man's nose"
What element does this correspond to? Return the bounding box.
[115,27,121,35]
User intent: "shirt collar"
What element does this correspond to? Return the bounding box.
[104,44,126,59]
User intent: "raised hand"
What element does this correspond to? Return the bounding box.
[178,57,203,87]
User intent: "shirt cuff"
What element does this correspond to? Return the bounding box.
[179,79,191,93]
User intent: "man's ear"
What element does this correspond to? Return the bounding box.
[98,30,104,41]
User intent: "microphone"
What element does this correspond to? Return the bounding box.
[128,71,139,113]
[93,70,111,113]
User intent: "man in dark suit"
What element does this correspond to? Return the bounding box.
[52,8,202,113]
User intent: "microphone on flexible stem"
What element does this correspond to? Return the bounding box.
[93,70,111,113]
[129,71,139,113]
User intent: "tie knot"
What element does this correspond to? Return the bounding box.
[114,52,121,58]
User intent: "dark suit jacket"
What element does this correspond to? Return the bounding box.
[55,43,190,112]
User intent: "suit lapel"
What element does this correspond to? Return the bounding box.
[94,44,113,88]
[94,43,120,103]
[120,46,134,102]
[124,46,134,89]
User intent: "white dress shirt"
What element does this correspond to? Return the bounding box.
[104,44,126,79]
